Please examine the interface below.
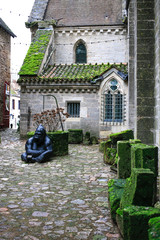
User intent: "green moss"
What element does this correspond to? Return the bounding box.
[117,140,141,179]
[122,206,160,240]
[108,179,126,222]
[120,168,155,209]
[68,129,83,144]
[90,136,98,144]
[110,130,134,146]
[131,143,158,204]
[19,30,52,76]
[148,217,160,240]
[104,147,117,165]
[131,143,158,177]
[99,141,107,153]
[116,208,124,236]
[83,131,91,145]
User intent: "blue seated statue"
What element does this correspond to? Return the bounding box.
[21,124,53,163]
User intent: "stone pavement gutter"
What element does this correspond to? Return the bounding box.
[0,129,122,240]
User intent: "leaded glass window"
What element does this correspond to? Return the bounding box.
[76,43,87,63]
[103,78,123,122]
[105,91,112,121]
[104,91,123,122]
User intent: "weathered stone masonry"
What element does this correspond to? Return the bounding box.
[128,0,155,144]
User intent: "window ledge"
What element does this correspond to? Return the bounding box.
[66,118,80,122]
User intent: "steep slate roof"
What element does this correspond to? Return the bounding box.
[18,63,127,83]
[19,29,52,76]
[0,18,16,37]
[28,0,49,23]
[27,0,123,26]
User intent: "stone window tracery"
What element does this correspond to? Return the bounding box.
[102,78,124,123]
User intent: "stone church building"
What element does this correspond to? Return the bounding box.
[18,0,128,138]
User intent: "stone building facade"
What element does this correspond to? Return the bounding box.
[126,0,160,199]
[0,18,16,128]
[18,0,128,138]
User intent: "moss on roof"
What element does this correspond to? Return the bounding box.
[41,63,128,81]
[19,29,52,76]
[18,63,127,83]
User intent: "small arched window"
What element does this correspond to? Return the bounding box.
[76,43,87,63]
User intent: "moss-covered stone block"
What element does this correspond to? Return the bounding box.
[104,147,117,165]
[117,139,141,179]
[108,179,126,222]
[131,144,158,203]
[148,216,160,240]
[99,141,107,152]
[110,130,134,147]
[131,143,158,177]
[99,139,111,153]
[68,129,83,144]
[47,131,68,156]
[90,136,98,144]
[27,131,69,156]
[83,131,91,145]
[120,168,155,209]
[122,206,160,240]
[116,208,124,236]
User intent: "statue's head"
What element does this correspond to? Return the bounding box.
[34,124,46,143]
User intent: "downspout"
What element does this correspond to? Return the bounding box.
[126,0,131,11]
[90,76,104,84]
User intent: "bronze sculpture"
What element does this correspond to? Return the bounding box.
[21,124,53,163]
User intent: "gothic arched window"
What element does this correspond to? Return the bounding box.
[75,43,87,63]
[103,79,123,122]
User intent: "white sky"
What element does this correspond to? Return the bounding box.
[0,0,35,80]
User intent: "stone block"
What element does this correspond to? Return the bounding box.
[90,136,98,144]
[120,168,155,209]
[99,141,107,153]
[110,130,134,147]
[108,179,126,222]
[148,216,160,240]
[122,206,160,240]
[131,144,158,177]
[47,131,69,156]
[104,147,117,165]
[68,129,83,144]
[117,139,141,179]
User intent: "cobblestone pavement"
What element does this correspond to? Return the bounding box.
[0,129,122,240]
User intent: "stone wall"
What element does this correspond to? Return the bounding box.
[128,0,155,144]
[0,28,11,125]
[154,0,160,200]
[20,89,100,137]
[53,26,128,64]
[128,0,136,134]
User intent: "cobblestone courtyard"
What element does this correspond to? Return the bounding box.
[0,129,122,240]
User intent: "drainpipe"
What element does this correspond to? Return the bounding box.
[126,0,131,11]
[90,75,104,84]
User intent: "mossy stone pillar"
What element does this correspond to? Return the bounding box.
[117,139,141,179]
[120,168,155,209]
[122,206,160,240]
